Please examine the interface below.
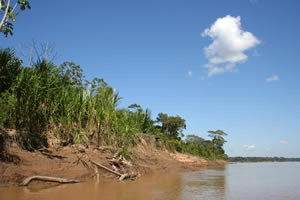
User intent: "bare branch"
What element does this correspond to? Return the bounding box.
[0,0,11,30]
[17,40,60,65]
[11,2,18,14]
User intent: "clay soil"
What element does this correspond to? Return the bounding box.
[0,136,216,187]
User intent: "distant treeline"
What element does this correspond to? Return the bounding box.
[228,157,300,162]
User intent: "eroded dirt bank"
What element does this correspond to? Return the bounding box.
[0,135,222,187]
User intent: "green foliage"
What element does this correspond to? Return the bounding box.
[0,48,157,149]
[153,132,227,160]
[156,113,186,139]
[165,139,183,152]
[13,60,58,133]
[208,129,227,148]
[0,91,16,126]
[0,48,22,94]
[0,0,31,37]
[72,128,88,144]
[181,133,227,160]
[185,134,206,145]
[0,47,229,160]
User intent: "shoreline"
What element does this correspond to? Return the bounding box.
[0,139,225,187]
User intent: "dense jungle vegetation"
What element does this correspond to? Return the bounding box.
[0,48,228,160]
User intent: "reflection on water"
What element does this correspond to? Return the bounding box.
[1,162,300,200]
[179,166,226,200]
[0,173,183,200]
[225,162,300,200]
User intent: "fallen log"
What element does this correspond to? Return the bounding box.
[20,176,80,186]
[90,160,123,177]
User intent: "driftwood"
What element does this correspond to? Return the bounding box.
[90,160,122,176]
[109,157,132,167]
[112,164,120,172]
[20,175,80,186]
[119,173,129,181]
[90,160,130,180]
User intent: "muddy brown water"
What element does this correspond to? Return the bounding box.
[1,162,300,200]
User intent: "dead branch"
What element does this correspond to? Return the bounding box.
[119,173,129,181]
[90,159,138,181]
[109,156,132,167]
[20,175,80,186]
[90,160,123,177]
[111,164,119,172]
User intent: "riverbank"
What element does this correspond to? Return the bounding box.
[0,135,223,187]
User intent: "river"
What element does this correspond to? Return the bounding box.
[1,162,300,200]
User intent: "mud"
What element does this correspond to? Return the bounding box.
[0,136,214,187]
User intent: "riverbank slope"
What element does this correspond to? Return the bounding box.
[0,134,219,186]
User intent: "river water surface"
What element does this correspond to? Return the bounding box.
[1,162,300,200]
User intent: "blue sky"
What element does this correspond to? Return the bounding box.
[1,0,300,157]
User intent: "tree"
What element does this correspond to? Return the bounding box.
[128,104,141,110]
[185,134,206,145]
[156,113,186,139]
[208,129,227,148]
[0,0,31,37]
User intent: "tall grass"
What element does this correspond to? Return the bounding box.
[0,48,227,160]
[0,51,154,149]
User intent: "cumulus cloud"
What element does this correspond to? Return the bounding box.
[188,70,193,77]
[243,144,256,151]
[280,140,288,144]
[265,75,279,82]
[202,15,261,77]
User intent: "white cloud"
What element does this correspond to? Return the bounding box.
[202,15,261,77]
[243,144,256,151]
[188,70,193,77]
[280,140,288,144]
[265,75,279,82]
